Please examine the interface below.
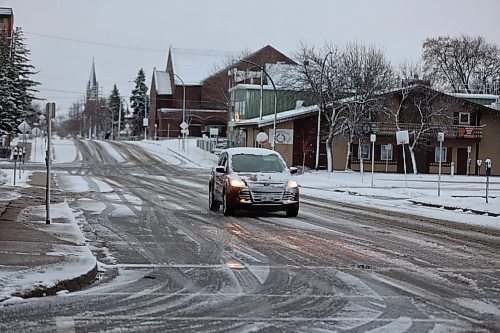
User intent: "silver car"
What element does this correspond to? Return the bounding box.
[209,147,299,217]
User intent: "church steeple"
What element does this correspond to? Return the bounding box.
[86,58,99,101]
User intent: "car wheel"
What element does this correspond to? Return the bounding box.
[286,206,299,218]
[222,190,233,216]
[208,184,220,212]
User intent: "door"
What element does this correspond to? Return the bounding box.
[456,148,468,175]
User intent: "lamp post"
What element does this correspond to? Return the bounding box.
[238,59,278,150]
[169,72,186,151]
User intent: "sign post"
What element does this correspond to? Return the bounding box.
[45,103,55,225]
[466,146,471,176]
[396,130,409,187]
[370,134,376,188]
[180,121,189,151]
[437,132,445,196]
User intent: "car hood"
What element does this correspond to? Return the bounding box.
[234,172,290,185]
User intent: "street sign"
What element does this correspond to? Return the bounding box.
[181,129,189,135]
[143,118,148,127]
[395,130,409,145]
[467,146,471,153]
[18,121,31,134]
[256,132,268,144]
[209,128,219,136]
[180,121,189,130]
[437,132,445,142]
[32,127,42,136]
[45,102,56,118]
[370,134,376,143]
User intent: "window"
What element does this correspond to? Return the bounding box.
[381,144,393,161]
[359,144,370,160]
[459,112,470,125]
[435,147,447,162]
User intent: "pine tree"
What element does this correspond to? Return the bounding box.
[129,68,148,136]
[0,27,39,135]
[0,30,19,135]
[108,84,123,135]
[12,28,39,118]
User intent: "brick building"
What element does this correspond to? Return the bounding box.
[149,45,296,139]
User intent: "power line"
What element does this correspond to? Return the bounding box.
[25,31,167,53]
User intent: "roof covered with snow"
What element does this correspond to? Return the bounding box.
[153,69,172,95]
[0,8,13,16]
[170,48,234,86]
[236,105,319,127]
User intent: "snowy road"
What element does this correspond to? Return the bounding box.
[1,140,499,332]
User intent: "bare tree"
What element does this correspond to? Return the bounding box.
[338,42,394,170]
[423,35,500,93]
[287,43,345,171]
[382,85,454,174]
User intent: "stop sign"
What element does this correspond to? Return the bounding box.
[256,132,268,144]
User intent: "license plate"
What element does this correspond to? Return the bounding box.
[262,195,273,202]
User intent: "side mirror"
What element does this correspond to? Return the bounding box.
[289,167,298,175]
[215,166,226,173]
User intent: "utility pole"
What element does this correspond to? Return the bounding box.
[45,102,56,225]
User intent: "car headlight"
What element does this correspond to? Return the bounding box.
[287,180,299,188]
[230,179,246,188]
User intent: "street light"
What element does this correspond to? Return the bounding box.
[237,59,278,150]
[169,72,186,151]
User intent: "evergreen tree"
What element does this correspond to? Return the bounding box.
[0,30,19,135]
[11,28,39,118]
[0,27,39,135]
[108,84,123,135]
[129,68,148,136]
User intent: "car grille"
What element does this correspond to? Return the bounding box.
[238,187,295,203]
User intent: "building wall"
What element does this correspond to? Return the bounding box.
[0,10,14,37]
[477,111,500,175]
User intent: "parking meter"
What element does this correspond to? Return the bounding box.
[477,159,482,175]
[485,159,492,177]
[12,147,19,185]
[22,147,26,163]
[485,159,492,203]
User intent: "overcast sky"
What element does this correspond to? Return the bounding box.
[2,0,500,116]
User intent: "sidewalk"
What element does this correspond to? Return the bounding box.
[0,171,97,302]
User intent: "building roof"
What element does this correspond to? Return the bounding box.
[88,59,98,89]
[236,105,319,127]
[153,68,172,95]
[170,47,234,86]
[0,8,13,16]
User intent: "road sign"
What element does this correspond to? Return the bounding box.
[45,102,56,118]
[180,121,189,130]
[18,121,31,134]
[395,130,409,145]
[437,132,445,142]
[181,129,189,135]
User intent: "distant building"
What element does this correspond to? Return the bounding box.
[149,45,296,139]
[0,7,14,38]
[83,59,106,139]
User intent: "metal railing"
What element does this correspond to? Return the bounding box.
[363,122,483,139]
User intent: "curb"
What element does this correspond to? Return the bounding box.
[409,200,500,217]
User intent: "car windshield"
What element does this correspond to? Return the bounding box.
[231,154,287,173]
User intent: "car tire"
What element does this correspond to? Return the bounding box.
[286,206,299,218]
[222,190,233,216]
[208,184,220,212]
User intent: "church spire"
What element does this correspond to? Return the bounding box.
[86,58,99,101]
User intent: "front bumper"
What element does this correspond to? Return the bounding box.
[226,186,299,211]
